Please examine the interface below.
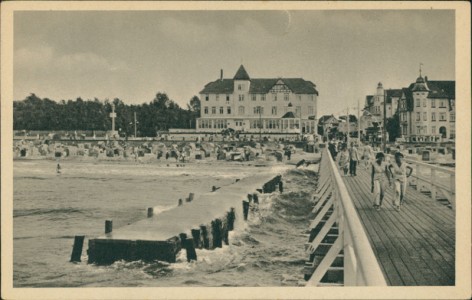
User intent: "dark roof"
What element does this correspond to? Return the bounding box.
[200,78,319,95]
[318,114,338,125]
[407,80,455,99]
[233,65,250,80]
[386,89,402,104]
[281,112,296,118]
[401,87,414,111]
[200,79,234,94]
[425,80,455,99]
[339,114,358,122]
[365,95,374,108]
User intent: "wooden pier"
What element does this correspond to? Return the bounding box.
[342,165,455,285]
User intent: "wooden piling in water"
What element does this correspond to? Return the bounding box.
[242,201,249,221]
[147,207,154,218]
[70,235,85,262]
[200,225,210,249]
[184,238,197,262]
[191,228,201,249]
[105,220,113,234]
[186,193,194,202]
[227,208,235,231]
[179,233,187,246]
[211,219,223,248]
[253,193,259,204]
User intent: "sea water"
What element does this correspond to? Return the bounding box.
[13,159,318,287]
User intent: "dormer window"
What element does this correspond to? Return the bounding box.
[238,84,242,91]
[205,95,209,101]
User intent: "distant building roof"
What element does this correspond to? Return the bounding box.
[200,78,318,95]
[200,65,318,95]
[365,95,374,108]
[318,114,338,125]
[233,65,250,80]
[281,111,296,118]
[385,89,402,104]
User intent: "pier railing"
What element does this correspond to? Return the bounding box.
[386,155,455,210]
[304,148,387,286]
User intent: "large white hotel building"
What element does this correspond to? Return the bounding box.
[196,65,318,134]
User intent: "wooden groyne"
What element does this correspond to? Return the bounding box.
[85,173,284,265]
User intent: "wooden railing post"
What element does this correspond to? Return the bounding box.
[430,168,436,200]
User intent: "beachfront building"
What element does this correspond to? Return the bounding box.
[196,65,318,134]
[398,75,455,143]
[317,114,339,138]
[364,82,401,119]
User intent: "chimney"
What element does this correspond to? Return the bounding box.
[220,69,223,81]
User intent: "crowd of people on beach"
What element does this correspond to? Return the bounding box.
[329,140,413,212]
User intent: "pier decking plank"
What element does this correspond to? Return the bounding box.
[341,165,455,286]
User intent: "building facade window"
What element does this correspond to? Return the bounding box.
[440,100,446,108]
[295,106,301,117]
[238,106,244,115]
[239,94,244,101]
[416,112,420,121]
[205,95,209,101]
[219,107,224,114]
[216,95,219,101]
[274,94,277,101]
[284,94,289,101]
[204,107,208,114]
[272,106,277,115]
[416,126,421,134]
[308,106,314,115]
[253,107,263,115]
[238,84,242,91]
[227,106,231,114]
[450,112,455,122]
[226,94,230,101]
[423,112,427,121]
[431,112,436,121]
[261,95,266,101]
[423,99,427,107]
[431,99,435,108]
[251,94,256,101]
[440,112,446,121]
[211,107,216,114]
[431,126,436,134]
[416,99,420,107]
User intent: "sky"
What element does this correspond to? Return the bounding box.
[13,9,455,116]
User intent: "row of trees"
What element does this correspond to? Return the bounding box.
[13,93,201,137]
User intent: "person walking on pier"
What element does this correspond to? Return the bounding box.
[371,152,391,210]
[348,142,359,176]
[362,144,373,169]
[328,140,337,160]
[388,152,413,211]
[337,143,349,176]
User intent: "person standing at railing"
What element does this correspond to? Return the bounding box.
[371,152,391,211]
[348,142,359,176]
[388,152,413,211]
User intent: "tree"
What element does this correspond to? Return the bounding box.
[187,95,201,113]
[386,112,400,142]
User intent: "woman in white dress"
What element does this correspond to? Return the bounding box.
[371,152,391,210]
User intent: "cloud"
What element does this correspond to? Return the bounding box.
[15,45,128,75]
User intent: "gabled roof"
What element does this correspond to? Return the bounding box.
[401,87,414,111]
[281,112,296,118]
[318,114,338,125]
[200,78,319,95]
[233,65,250,80]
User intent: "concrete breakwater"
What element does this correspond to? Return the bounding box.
[84,173,284,265]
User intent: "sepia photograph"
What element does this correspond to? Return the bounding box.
[1,1,470,299]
